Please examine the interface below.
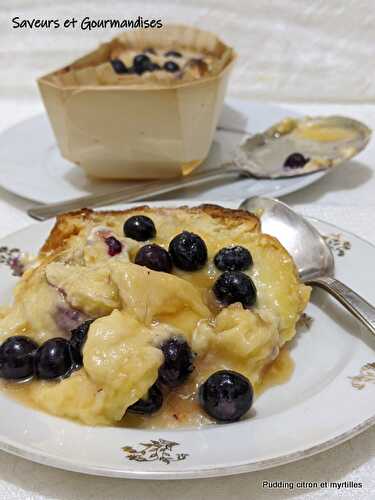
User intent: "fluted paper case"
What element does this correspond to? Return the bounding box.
[38,25,236,179]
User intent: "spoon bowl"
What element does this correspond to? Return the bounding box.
[236,115,372,179]
[239,196,334,281]
[239,196,375,338]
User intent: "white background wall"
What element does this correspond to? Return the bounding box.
[1,0,374,102]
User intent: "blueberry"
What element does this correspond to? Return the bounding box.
[127,384,163,415]
[214,246,253,272]
[110,59,128,74]
[164,50,182,58]
[70,319,95,366]
[164,61,180,73]
[213,271,256,307]
[158,336,194,387]
[284,153,309,169]
[149,62,161,71]
[135,244,172,273]
[0,336,38,380]
[104,236,122,256]
[123,215,156,241]
[169,231,207,271]
[133,54,152,75]
[34,338,79,380]
[199,370,253,423]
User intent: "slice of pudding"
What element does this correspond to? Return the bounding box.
[0,205,310,427]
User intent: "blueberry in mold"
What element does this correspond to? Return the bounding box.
[110,59,128,74]
[133,54,152,75]
[164,50,182,58]
[164,61,180,73]
[149,62,161,71]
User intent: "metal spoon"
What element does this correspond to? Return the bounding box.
[28,115,371,221]
[239,196,375,336]
[27,165,242,220]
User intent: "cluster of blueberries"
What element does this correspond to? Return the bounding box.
[122,214,258,309]
[0,320,93,383]
[0,214,257,423]
[118,214,255,422]
[111,49,182,76]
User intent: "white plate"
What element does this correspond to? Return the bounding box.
[0,200,374,479]
[0,99,325,204]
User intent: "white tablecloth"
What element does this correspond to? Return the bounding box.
[2,0,375,101]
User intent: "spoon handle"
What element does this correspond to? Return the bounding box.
[309,276,375,336]
[28,166,240,221]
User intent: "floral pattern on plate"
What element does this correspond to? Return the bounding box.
[122,439,189,464]
[0,246,23,276]
[349,363,375,390]
[323,233,351,257]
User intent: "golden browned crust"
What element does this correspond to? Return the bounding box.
[40,204,260,256]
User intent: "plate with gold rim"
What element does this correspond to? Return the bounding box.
[0,200,374,479]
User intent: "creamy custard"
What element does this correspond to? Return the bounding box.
[1,347,294,428]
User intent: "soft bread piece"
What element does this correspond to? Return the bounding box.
[40,205,260,256]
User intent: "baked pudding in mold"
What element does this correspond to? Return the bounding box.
[37,26,236,180]
[0,205,310,428]
[51,25,233,87]
[75,45,219,84]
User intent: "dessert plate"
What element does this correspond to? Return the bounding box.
[0,200,374,479]
[0,99,325,204]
